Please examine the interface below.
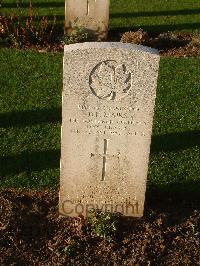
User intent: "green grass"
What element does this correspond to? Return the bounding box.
[0,48,199,192]
[150,57,200,195]
[0,48,62,188]
[110,0,200,33]
[1,0,200,33]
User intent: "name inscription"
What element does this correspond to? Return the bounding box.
[68,105,147,136]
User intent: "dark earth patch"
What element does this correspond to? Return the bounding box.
[0,189,199,265]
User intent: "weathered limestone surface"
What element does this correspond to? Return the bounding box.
[60,42,160,217]
[65,0,110,40]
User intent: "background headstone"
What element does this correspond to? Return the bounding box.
[65,0,110,40]
[60,42,160,217]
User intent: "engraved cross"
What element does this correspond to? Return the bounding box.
[86,0,90,16]
[91,139,120,181]
[86,0,97,16]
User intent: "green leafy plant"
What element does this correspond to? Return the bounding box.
[63,26,92,45]
[63,240,81,257]
[87,211,120,240]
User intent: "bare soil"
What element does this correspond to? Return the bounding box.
[117,30,200,57]
[0,189,199,265]
[2,27,200,58]
[48,31,200,57]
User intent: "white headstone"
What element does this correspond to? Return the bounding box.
[65,0,110,40]
[60,42,160,217]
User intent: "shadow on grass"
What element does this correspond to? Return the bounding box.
[0,149,60,176]
[24,17,200,33]
[3,2,200,17]
[144,181,200,224]
[109,22,200,34]
[151,131,200,152]
[0,129,199,177]
[110,9,200,19]
[0,109,199,182]
[146,181,200,207]
[1,11,199,33]
[0,108,61,128]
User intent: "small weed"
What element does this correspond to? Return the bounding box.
[87,211,120,241]
[63,240,80,257]
[63,26,93,45]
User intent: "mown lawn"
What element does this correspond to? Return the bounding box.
[0,48,199,194]
[0,49,62,188]
[1,0,200,33]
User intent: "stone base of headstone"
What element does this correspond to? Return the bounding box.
[65,0,110,41]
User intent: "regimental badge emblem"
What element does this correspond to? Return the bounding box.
[89,60,132,101]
